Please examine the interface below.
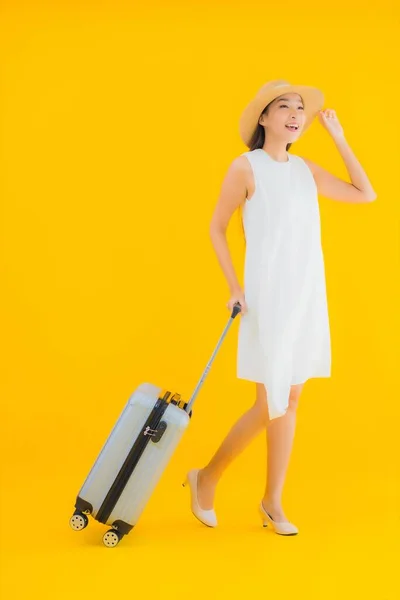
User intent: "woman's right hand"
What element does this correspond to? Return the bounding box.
[227,289,248,316]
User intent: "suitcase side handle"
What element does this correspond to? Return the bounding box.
[184,302,242,415]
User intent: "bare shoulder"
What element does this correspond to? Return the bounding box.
[298,155,317,175]
[210,155,250,231]
[220,154,252,198]
[230,154,252,175]
[229,154,254,198]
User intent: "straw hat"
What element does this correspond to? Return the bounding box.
[239,79,324,146]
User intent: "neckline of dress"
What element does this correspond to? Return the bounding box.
[257,148,291,164]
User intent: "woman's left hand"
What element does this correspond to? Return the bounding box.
[318,109,344,139]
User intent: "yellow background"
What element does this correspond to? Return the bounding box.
[1,1,399,598]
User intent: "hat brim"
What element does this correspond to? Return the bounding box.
[239,84,324,146]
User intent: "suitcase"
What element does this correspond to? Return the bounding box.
[69,302,242,547]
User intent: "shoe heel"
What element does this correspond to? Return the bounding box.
[258,501,298,535]
[259,503,270,528]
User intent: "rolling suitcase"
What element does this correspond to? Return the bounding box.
[69,302,242,547]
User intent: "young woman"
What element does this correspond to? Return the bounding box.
[183,79,376,535]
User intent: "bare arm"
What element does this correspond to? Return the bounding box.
[301,136,377,203]
[209,156,249,294]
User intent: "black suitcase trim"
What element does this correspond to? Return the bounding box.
[95,394,170,524]
[75,497,93,515]
[112,519,134,535]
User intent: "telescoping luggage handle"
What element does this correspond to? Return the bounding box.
[185,302,242,415]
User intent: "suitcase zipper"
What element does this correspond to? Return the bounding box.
[96,395,170,524]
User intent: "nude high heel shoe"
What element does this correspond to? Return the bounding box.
[182,469,218,528]
[259,500,299,536]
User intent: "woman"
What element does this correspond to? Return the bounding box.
[183,79,376,535]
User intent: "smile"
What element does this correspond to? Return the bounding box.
[285,124,299,131]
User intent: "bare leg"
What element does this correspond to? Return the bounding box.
[196,384,270,510]
[262,382,304,522]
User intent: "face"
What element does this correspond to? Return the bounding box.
[259,93,305,141]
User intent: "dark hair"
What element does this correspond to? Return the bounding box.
[238,99,293,237]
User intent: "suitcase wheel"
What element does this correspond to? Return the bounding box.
[69,511,89,531]
[103,529,123,548]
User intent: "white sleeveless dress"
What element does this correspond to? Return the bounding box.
[237,148,331,420]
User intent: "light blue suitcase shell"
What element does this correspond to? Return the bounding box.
[69,303,242,546]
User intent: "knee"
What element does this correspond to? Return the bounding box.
[288,384,304,411]
[288,394,299,411]
[253,383,303,423]
[252,401,270,426]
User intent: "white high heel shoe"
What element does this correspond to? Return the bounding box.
[182,469,218,528]
[259,500,299,536]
